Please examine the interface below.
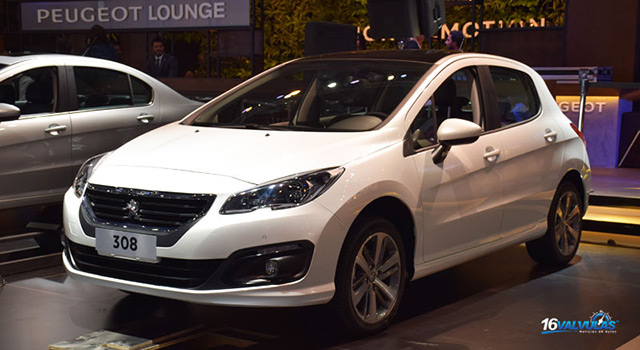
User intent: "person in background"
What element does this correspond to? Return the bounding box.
[445,30,464,51]
[356,33,367,51]
[108,32,123,62]
[84,25,117,61]
[146,36,179,78]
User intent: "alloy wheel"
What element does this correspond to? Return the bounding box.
[350,231,402,324]
[554,191,581,256]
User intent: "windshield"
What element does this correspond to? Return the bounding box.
[184,60,431,131]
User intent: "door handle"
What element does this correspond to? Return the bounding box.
[137,114,155,124]
[544,129,558,142]
[44,124,67,136]
[483,148,501,162]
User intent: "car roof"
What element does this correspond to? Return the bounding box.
[0,54,40,65]
[0,54,127,67]
[297,49,457,64]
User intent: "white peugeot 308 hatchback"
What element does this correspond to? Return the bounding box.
[63,51,590,334]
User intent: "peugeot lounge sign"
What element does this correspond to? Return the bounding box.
[21,0,251,31]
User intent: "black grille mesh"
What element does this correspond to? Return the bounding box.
[85,185,214,229]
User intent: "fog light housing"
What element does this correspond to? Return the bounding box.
[265,259,279,277]
[221,241,314,287]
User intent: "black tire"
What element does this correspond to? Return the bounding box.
[330,217,407,335]
[526,182,583,265]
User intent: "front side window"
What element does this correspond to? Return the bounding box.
[0,66,58,115]
[74,67,133,110]
[409,67,482,149]
[184,60,431,131]
[489,66,540,127]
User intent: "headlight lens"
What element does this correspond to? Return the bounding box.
[73,153,108,197]
[220,167,344,214]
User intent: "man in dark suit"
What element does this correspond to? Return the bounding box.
[146,36,178,78]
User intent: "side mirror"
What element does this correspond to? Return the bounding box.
[0,103,20,122]
[432,118,483,163]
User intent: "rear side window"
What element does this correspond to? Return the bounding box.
[74,67,131,109]
[489,67,540,127]
[74,67,153,110]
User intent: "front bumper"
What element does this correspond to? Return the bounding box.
[63,187,348,307]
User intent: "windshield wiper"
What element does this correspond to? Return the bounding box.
[239,123,292,131]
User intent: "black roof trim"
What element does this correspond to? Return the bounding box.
[298,50,456,64]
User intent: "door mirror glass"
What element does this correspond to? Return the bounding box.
[0,102,21,122]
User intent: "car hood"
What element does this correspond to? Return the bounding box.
[99,123,395,184]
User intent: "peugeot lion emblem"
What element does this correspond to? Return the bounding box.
[126,199,141,220]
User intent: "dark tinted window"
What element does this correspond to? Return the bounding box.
[74,67,132,110]
[131,76,152,105]
[489,66,540,127]
[0,66,57,115]
[409,67,482,149]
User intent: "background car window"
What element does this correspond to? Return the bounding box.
[489,66,540,126]
[0,66,57,115]
[74,67,132,110]
[410,67,482,149]
[131,76,152,106]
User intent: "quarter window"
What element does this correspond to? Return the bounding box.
[489,66,540,127]
[410,67,482,149]
[131,76,152,105]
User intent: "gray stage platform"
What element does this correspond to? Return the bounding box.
[1,243,638,350]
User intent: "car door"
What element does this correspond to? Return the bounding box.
[407,65,505,262]
[480,65,565,237]
[67,65,160,174]
[0,65,72,209]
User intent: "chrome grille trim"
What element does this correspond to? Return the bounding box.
[83,184,215,233]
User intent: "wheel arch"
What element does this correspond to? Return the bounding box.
[558,169,587,214]
[344,196,416,279]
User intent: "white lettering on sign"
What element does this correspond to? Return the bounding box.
[214,2,225,18]
[558,101,607,113]
[98,7,109,22]
[148,3,226,21]
[34,2,228,24]
[112,7,127,22]
[37,9,49,22]
[361,17,547,42]
[80,8,94,22]
[441,18,548,39]
[51,9,63,23]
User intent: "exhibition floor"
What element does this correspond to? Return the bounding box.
[1,243,638,350]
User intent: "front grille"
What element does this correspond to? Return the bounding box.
[67,240,223,289]
[84,185,215,230]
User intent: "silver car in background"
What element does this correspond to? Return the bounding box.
[0,54,202,210]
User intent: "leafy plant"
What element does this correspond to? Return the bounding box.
[262,0,564,69]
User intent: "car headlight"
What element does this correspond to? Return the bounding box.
[220,167,344,214]
[73,153,109,198]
